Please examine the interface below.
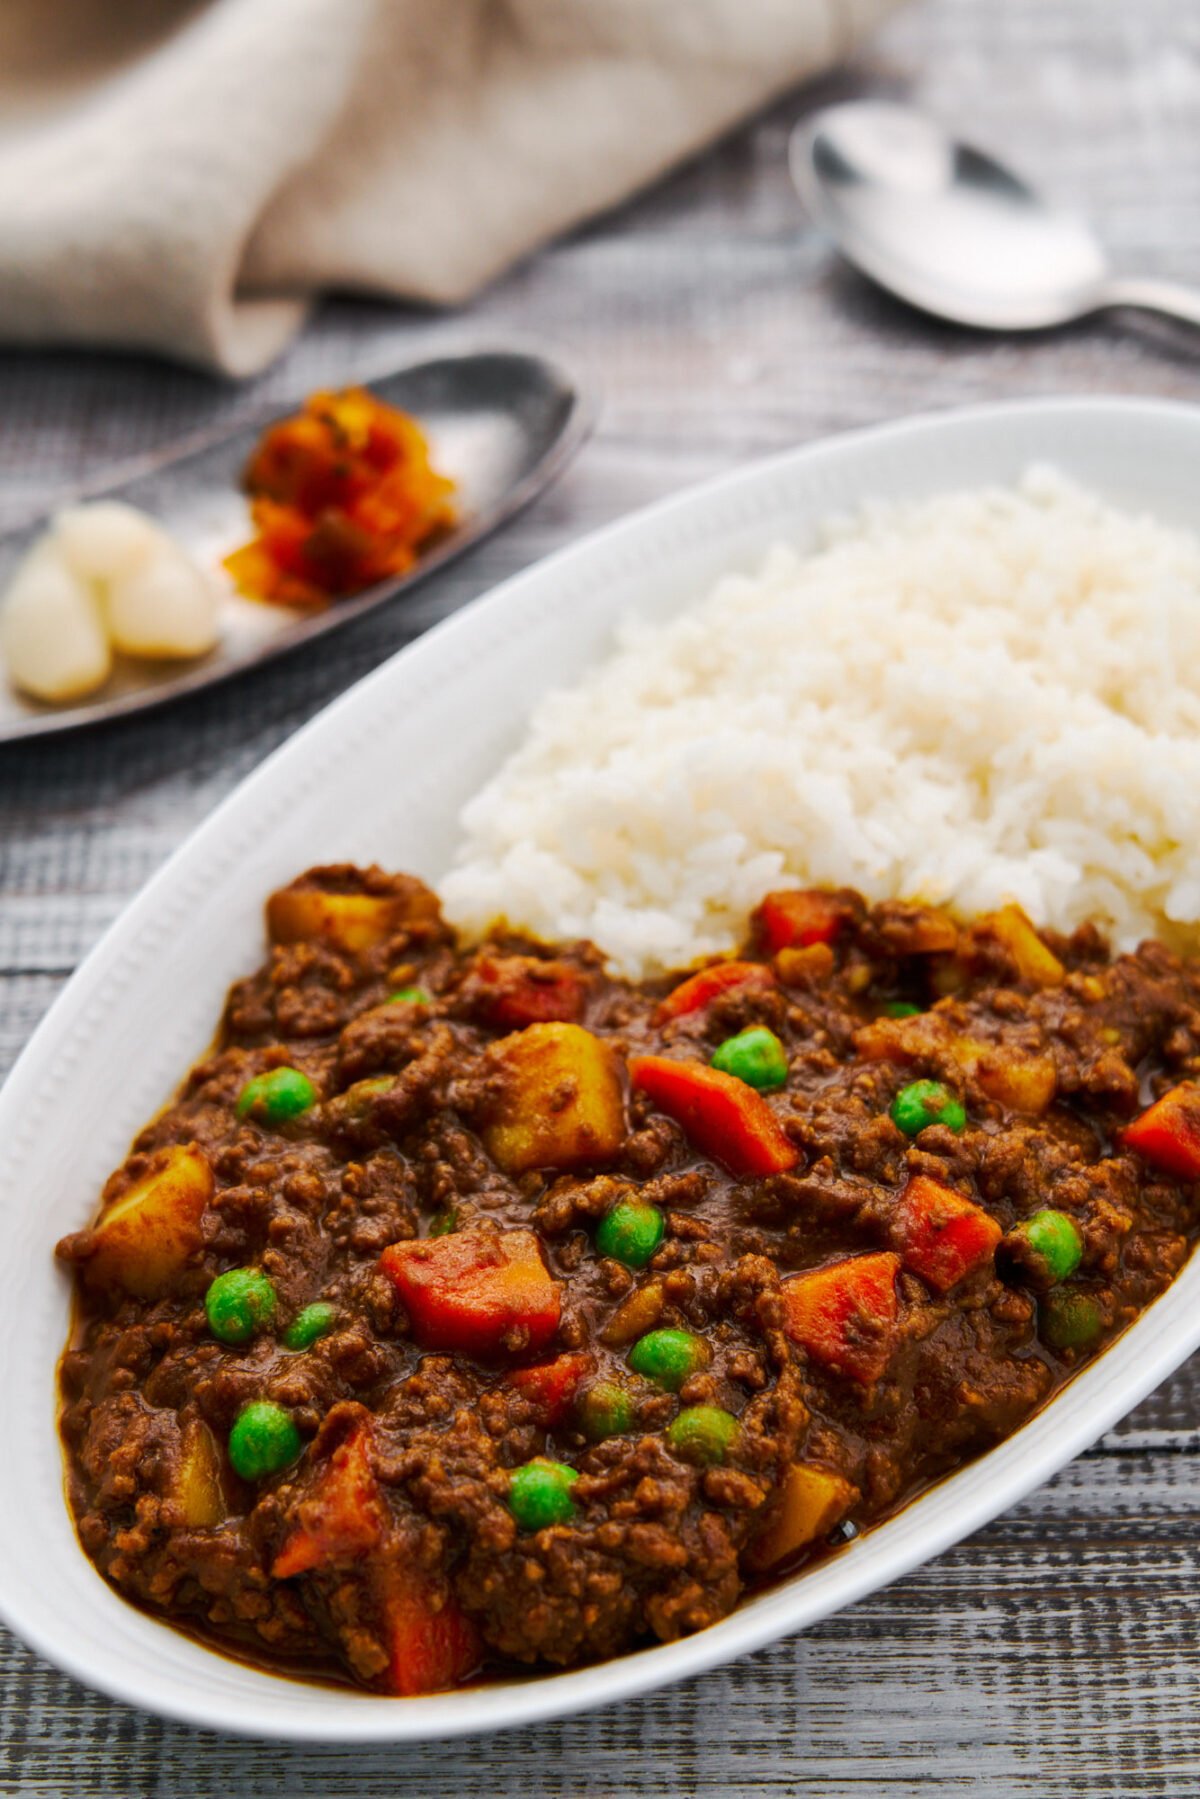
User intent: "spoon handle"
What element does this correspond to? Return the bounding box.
[1100,276,1200,332]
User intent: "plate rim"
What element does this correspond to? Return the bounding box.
[6,391,1200,1740]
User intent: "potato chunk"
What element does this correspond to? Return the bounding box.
[745,1465,859,1571]
[975,1048,1057,1116]
[172,1420,226,1527]
[266,884,438,953]
[599,1279,665,1347]
[483,1022,626,1175]
[979,903,1064,987]
[85,1144,212,1297]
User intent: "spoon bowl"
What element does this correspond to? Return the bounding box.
[791,101,1200,335]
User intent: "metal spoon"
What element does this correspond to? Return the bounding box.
[790,100,1200,333]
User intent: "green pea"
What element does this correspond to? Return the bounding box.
[711,1026,789,1093]
[282,1301,338,1351]
[884,1001,922,1019]
[577,1380,635,1442]
[890,1079,966,1136]
[595,1201,664,1269]
[628,1328,710,1392]
[389,986,431,1006]
[666,1405,740,1467]
[228,1401,302,1481]
[507,1458,579,1531]
[205,1267,277,1344]
[236,1066,316,1125]
[1003,1210,1083,1289]
[1040,1289,1103,1352]
[428,1209,458,1238]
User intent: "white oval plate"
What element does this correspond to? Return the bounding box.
[4,396,1200,1741]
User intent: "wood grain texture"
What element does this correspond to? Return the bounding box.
[4,0,1200,1790]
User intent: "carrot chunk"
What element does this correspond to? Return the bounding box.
[273,1417,481,1696]
[1123,1082,1200,1180]
[628,1055,799,1177]
[507,1351,595,1426]
[781,1252,900,1383]
[754,890,848,956]
[377,1569,481,1697]
[893,1174,1001,1293]
[273,1423,384,1578]
[472,955,585,1029]
[655,961,774,1023]
[380,1229,562,1356]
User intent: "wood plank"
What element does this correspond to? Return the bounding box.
[0,1452,1196,1796]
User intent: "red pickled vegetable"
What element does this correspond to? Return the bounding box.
[225,387,456,609]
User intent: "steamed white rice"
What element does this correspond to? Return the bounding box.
[441,468,1200,978]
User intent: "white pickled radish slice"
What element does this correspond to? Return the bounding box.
[55,501,172,585]
[0,543,111,701]
[105,547,219,658]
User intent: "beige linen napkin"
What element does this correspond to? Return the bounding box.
[0,0,899,377]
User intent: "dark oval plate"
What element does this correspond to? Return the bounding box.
[0,347,592,743]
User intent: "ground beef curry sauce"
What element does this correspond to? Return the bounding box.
[55,868,1200,1694]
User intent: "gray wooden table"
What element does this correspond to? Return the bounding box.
[4,0,1200,1791]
